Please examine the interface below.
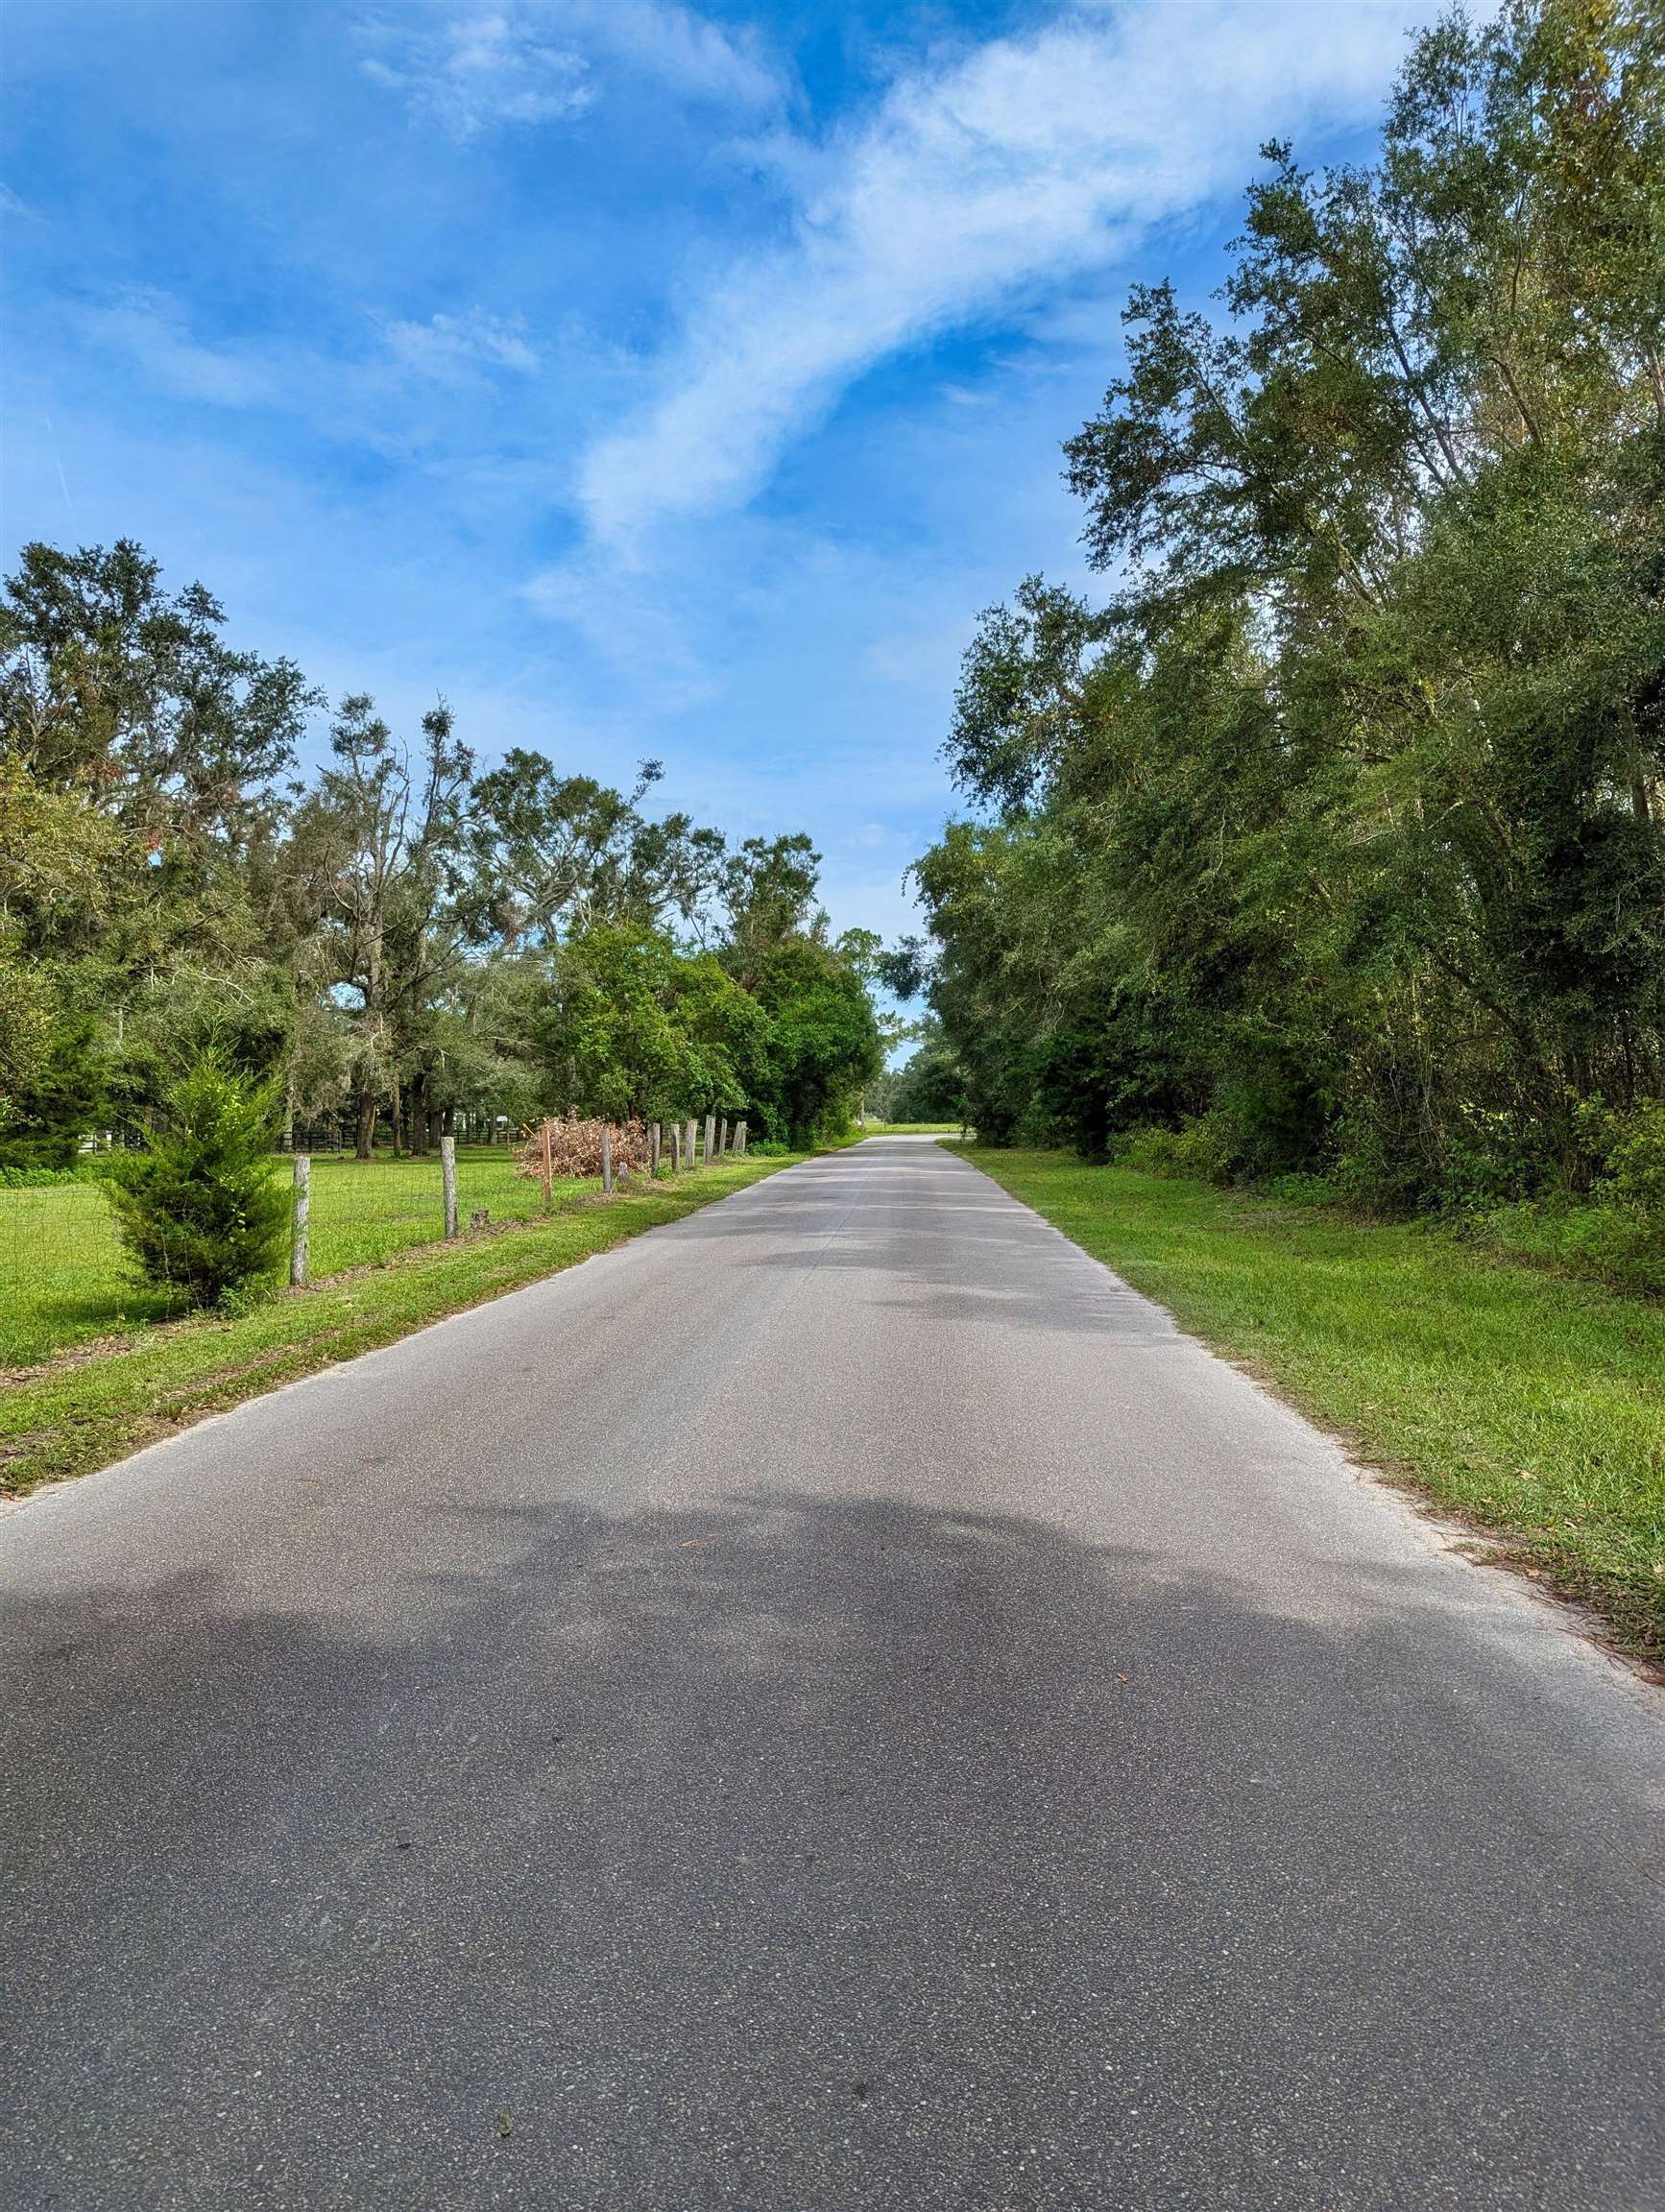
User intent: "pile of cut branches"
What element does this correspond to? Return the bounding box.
[515,1117,653,1183]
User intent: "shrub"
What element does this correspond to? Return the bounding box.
[1595,1100,1665,1221]
[104,1060,290,1307]
[0,1162,97,1189]
[1116,1113,1237,1185]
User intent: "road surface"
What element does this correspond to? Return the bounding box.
[3,1136,1661,2209]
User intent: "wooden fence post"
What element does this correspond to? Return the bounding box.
[718,1116,729,1157]
[540,1118,554,1211]
[703,1114,715,1167]
[650,1121,662,1177]
[290,1153,310,1286]
[671,1122,683,1172]
[685,1118,696,1171]
[736,1118,747,1155]
[601,1124,614,1194]
[441,1134,458,1239]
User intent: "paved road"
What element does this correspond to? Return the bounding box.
[3,1138,1661,2210]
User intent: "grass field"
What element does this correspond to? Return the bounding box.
[960,1147,1665,1656]
[0,1148,583,1368]
[0,1148,805,1497]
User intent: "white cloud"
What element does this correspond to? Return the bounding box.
[76,289,548,438]
[358,2,783,140]
[74,290,282,409]
[360,10,593,140]
[384,309,542,377]
[567,0,782,111]
[519,550,723,713]
[576,1,1432,551]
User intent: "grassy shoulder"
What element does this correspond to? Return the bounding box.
[0,1152,803,1499]
[0,1147,592,1367]
[958,1146,1665,1655]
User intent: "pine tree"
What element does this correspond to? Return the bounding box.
[105,1060,290,1305]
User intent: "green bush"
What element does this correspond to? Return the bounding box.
[1115,1113,1237,1185]
[1477,1107,1665,1299]
[104,1060,290,1307]
[0,1162,97,1189]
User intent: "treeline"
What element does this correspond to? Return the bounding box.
[903,1,1664,1218]
[1,542,882,1167]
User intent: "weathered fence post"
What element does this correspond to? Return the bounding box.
[441,1133,458,1239]
[736,1118,747,1156]
[685,1118,697,1170]
[650,1120,662,1177]
[704,1113,715,1167]
[290,1153,310,1286]
[718,1116,729,1156]
[671,1122,683,1172]
[540,1117,554,1211]
[601,1124,614,1195]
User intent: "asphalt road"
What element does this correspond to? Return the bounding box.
[3,1136,1661,2211]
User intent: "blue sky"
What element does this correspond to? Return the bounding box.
[3,0,1436,941]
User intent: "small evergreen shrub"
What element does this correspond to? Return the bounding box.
[104,1060,289,1307]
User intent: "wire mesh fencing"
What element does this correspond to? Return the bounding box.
[1,1116,749,1370]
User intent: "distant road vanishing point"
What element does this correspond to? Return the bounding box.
[4,1136,1661,2209]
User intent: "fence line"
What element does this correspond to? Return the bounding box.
[3,1108,754,1368]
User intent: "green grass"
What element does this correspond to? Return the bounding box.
[0,1147,583,1367]
[958,1147,1665,1655]
[0,1150,805,1498]
[0,1179,178,1359]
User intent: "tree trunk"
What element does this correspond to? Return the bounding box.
[354,1079,375,1161]
[408,1070,428,1156]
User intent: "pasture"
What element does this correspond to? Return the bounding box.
[0,1148,584,1368]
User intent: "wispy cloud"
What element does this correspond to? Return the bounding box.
[576,2,1429,552]
[569,0,783,112]
[519,550,723,713]
[384,309,542,378]
[78,289,550,413]
[74,289,283,409]
[358,2,784,141]
[359,10,594,141]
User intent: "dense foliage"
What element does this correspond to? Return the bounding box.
[1,548,881,1166]
[104,1059,291,1303]
[906,2,1664,1232]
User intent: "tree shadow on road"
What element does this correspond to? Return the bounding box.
[4,1488,1659,2211]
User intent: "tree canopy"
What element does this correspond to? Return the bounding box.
[1,541,882,1165]
[905,0,1664,1210]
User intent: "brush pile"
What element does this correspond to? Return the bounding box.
[515,1117,653,1182]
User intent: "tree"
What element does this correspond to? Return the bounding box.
[748,939,883,1144]
[465,751,727,946]
[888,1020,969,1125]
[533,924,768,1124]
[911,0,1665,1204]
[104,1059,290,1304]
[291,694,472,1156]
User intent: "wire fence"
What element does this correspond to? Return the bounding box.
[1,1118,748,1371]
